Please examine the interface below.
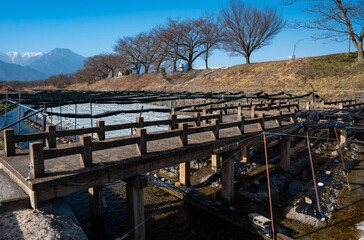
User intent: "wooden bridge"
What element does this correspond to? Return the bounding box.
[0,99,363,239]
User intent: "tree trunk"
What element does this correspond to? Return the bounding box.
[245,54,250,64]
[205,52,209,69]
[145,65,149,73]
[173,58,177,72]
[357,40,363,61]
[187,49,193,71]
[187,62,193,71]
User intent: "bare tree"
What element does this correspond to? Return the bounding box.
[220,1,285,64]
[158,18,209,71]
[84,54,111,79]
[201,12,223,69]
[284,0,364,61]
[114,36,143,74]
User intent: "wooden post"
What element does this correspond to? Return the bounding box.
[30,142,44,178]
[237,115,245,134]
[221,151,234,204]
[194,112,201,127]
[126,176,147,240]
[224,104,228,115]
[306,102,310,111]
[168,114,177,130]
[96,120,105,140]
[241,146,250,163]
[136,128,147,155]
[217,110,223,122]
[211,154,221,171]
[211,119,220,140]
[136,116,144,128]
[280,136,291,172]
[179,161,190,186]
[258,113,265,131]
[89,185,104,220]
[276,111,282,126]
[80,135,92,167]
[46,125,56,148]
[4,129,15,156]
[251,105,256,119]
[202,109,207,124]
[178,123,188,146]
[237,106,242,121]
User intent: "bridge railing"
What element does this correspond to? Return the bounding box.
[175,101,299,116]
[24,111,297,179]
[2,111,224,157]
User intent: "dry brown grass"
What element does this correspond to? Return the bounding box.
[62,52,364,95]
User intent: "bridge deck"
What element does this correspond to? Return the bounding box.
[0,113,295,204]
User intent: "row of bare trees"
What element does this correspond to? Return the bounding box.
[113,2,285,72]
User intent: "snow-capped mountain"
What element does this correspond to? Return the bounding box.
[28,48,85,77]
[6,52,45,66]
[0,48,85,81]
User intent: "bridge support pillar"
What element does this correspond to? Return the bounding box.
[221,151,234,204]
[211,154,221,171]
[126,176,147,240]
[89,185,104,221]
[179,161,190,186]
[340,129,347,147]
[241,146,250,163]
[280,136,291,172]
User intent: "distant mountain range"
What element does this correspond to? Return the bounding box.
[0,48,85,81]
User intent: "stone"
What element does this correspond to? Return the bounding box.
[161,178,166,182]
[305,197,312,204]
[253,180,260,186]
[229,206,235,211]
[325,170,331,175]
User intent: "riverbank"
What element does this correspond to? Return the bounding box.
[0,208,87,240]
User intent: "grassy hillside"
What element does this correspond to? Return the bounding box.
[67,52,364,93]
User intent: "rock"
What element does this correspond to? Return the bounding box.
[229,206,235,211]
[331,152,338,157]
[305,197,312,204]
[254,180,260,186]
[203,162,208,167]
[325,170,331,175]
[161,178,166,182]
[321,217,326,222]
[153,173,158,178]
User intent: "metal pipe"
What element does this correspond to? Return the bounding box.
[75,104,77,141]
[333,128,351,191]
[7,100,46,114]
[306,131,322,213]
[60,106,62,130]
[43,103,47,146]
[5,91,8,126]
[263,132,275,240]
[18,90,21,133]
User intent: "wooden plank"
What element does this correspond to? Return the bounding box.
[92,136,140,151]
[14,132,49,143]
[104,122,136,131]
[43,145,83,159]
[56,127,99,137]
[146,129,183,141]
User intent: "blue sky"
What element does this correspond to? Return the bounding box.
[0,0,353,68]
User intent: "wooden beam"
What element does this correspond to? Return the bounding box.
[30,142,45,179]
[80,135,92,167]
[4,129,15,157]
[46,125,56,148]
